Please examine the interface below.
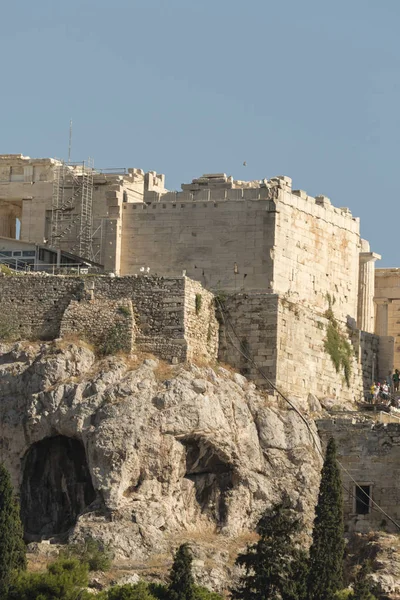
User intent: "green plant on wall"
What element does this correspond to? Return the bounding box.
[324,301,353,387]
[118,305,131,318]
[195,293,202,315]
[101,322,127,356]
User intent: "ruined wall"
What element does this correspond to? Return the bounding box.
[318,419,400,533]
[0,274,217,364]
[120,198,276,290]
[60,298,135,355]
[183,278,219,363]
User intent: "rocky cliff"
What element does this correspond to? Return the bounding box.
[0,341,322,588]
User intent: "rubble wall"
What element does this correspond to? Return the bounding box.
[0,275,218,363]
[60,298,135,354]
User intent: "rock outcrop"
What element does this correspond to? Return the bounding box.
[0,341,322,589]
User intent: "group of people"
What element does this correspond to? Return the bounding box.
[369,369,400,404]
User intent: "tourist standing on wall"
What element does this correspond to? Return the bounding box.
[393,369,400,392]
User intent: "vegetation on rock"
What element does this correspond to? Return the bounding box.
[61,537,114,572]
[6,558,91,600]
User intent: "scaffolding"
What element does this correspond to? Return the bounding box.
[50,159,94,261]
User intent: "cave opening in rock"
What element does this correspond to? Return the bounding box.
[21,436,96,540]
[182,437,233,527]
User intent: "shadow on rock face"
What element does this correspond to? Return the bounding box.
[20,436,96,541]
[181,437,233,528]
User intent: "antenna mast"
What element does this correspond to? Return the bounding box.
[68,119,72,164]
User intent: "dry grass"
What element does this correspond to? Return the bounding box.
[54,334,95,353]
[154,360,174,381]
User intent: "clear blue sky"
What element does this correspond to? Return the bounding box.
[1,0,399,265]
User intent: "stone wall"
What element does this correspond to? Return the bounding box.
[273,189,362,324]
[184,278,219,363]
[120,198,276,290]
[219,291,380,401]
[318,419,400,533]
[218,293,279,386]
[60,298,135,355]
[0,274,218,364]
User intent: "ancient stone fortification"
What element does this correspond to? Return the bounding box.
[318,418,400,535]
[218,293,384,402]
[0,159,392,400]
[0,273,389,401]
[0,274,218,364]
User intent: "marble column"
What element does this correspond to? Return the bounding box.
[357,252,381,333]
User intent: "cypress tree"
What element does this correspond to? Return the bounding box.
[231,497,305,600]
[352,563,376,600]
[308,437,344,600]
[0,462,26,595]
[168,543,194,600]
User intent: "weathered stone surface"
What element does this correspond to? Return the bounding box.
[0,341,322,589]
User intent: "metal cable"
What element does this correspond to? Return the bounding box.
[215,297,400,531]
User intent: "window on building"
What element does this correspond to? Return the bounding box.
[355,484,371,515]
[0,251,12,257]
[22,250,36,257]
[12,251,22,257]
[38,248,57,264]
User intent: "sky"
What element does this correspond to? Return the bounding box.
[1,0,399,265]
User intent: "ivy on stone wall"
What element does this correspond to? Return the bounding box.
[324,303,353,387]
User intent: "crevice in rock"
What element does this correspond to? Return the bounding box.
[180,437,233,528]
[20,435,96,541]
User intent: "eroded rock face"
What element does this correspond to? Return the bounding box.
[0,341,322,588]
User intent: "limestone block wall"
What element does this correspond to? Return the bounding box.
[218,294,279,386]
[119,199,276,290]
[273,190,362,323]
[318,420,400,533]
[277,299,363,402]
[60,298,135,354]
[219,292,380,401]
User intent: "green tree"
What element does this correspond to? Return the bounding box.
[168,544,195,600]
[6,557,91,600]
[105,581,158,600]
[308,437,344,600]
[352,563,376,600]
[0,462,26,595]
[231,497,306,600]
[62,537,114,572]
